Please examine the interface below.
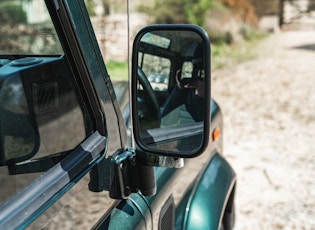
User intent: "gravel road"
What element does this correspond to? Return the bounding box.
[212,31,315,229]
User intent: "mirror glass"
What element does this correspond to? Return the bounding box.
[132,25,210,157]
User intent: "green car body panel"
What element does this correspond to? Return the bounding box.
[182,153,236,230]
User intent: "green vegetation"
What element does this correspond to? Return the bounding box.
[212,26,267,70]
[184,0,212,26]
[138,0,212,26]
[0,1,27,24]
[212,40,255,70]
[106,60,129,80]
[84,0,97,16]
[93,0,268,76]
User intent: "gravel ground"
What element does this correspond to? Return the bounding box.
[212,31,315,229]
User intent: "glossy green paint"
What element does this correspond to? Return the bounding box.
[183,153,236,230]
[94,194,151,229]
[143,166,177,208]
[138,152,236,230]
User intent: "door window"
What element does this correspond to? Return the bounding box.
[139,52,171,91]
[0,0,88,206]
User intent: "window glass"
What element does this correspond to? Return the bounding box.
[182,61,194,78]
[88,3,129,82]
[139,52,171,91]
[141,33,170,49]
[0,0,63,55]
[0,1,87,206]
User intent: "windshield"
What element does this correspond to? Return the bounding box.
[0,0,63,56]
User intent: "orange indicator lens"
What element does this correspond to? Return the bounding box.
[212,128,220,141]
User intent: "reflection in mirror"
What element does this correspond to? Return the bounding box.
[0,76,39,165]
[133,26,210,157]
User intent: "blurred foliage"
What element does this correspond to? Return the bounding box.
[106,60,129,80]
[85,0,97,16]
[138,0,212,26]
[240,24,266,41]
[212,41,255,69]
[84,0,260,47]
[212,29,267,70]
[0,1,28,53]
[137,0,260,46]
[137,0,266,70]
[0,1,27,24]
[85,0,123,15]
[0,1,63,55]
[184,0,213,26]
[138,0,257,27]
[139,0,186,24]
[219,0,258,26]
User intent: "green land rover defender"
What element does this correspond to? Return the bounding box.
[0,1,236,229]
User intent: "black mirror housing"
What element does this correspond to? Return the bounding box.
[132,24,211,158]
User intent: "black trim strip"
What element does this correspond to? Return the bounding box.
[0,131,106,229]
[48,0,106,136]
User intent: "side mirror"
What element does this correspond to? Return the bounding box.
[132,25,211,158]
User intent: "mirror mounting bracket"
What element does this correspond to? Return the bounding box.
[109,147,156,199]
[109,147,184,200]
[136,149,184,168]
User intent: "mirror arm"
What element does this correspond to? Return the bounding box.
[136,149,184,168]
[107,148,183,200]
